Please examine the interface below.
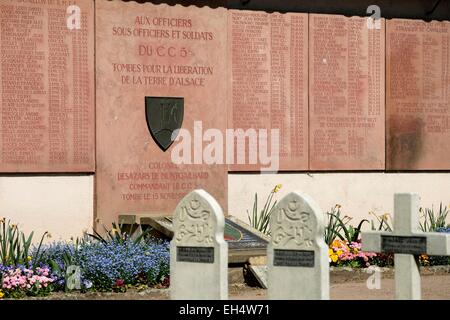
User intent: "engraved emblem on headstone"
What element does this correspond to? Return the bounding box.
[273,199,313,248]
[145,97,184,151]
[175,197,214,245]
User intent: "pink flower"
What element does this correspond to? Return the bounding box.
[115,279,125,287]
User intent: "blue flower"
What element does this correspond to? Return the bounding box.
[36,238,170,290]
[436,227,450,234]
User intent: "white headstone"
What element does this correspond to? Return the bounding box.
[362,193,450,300]
[268,191,329,299]
[170,189,228,300]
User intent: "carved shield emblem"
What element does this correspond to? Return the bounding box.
[145,97,184,151]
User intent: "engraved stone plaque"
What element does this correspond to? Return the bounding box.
[177,246,214,263]
[386,19,450,170]
[381,235,427,255]
[0,0,95,172]
[309,14,385,170]
[273,249,315,267]
[96,1,228,226]
[228,10,309,171]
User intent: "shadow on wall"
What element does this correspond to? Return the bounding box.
[121,0,450,20]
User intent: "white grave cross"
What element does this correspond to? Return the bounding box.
[362,193,450,299]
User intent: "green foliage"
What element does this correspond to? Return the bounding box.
[147,260,170,285]
[369,212,393,232]
[323,205,368,245]
[0,218,47,266]
[370,253,394,267]
[247,184,281,235]
[419,203,450,232]
[87,222,152,245]
[345,221,369,242]
[324,205,346,245]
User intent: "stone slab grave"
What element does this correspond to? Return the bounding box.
[0,0,95,172]
[309,14,385,170]
[131,213,269,263]
[248,265,268,289]
[95,1,228,227]
[227,10,309,171]
[268,191,329,299]
[386,19,450,170]
[170,189,227,300]
[362,193,450,300]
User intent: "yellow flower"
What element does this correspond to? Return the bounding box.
[332,239,342,248]
[111,228,118,234]
[331,254,338,263]
[0,290,4,299]
[273,184,282,193]
[27,256,32,262]
[336,250,343,256]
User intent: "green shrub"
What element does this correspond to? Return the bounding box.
[247,184,281,235]
[419,203,449,232]
[0,218,47,267]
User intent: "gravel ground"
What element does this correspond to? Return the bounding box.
[231,274,450,300]
[13,273,450,300]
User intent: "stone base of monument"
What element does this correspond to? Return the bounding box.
[119,214,269,264]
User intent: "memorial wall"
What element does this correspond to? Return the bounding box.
[1,0,450,235]
[0,0,95,172]
[386,19,450,170]
[228,10,309,171]
[95,1,228,226]
[309,14,385,170]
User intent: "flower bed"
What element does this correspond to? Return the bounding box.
[0,265,54,299]
[1,209,449,299]
[328,239,377,268]
[38,240,170,292]
[0,218,170,299]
